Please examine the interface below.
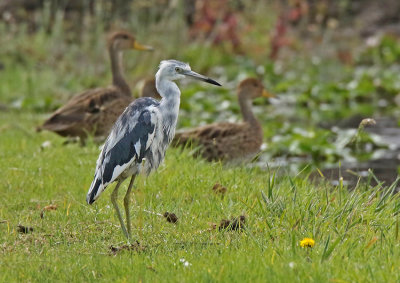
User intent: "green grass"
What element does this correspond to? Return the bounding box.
[1,111,400,282]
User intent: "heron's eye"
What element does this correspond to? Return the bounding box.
[175,67,182,72]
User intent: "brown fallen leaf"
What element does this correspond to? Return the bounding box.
[163,212,178,224]
[212,183,227,196]
[44,204,58,211]
[109,241,145,255]
[219,219,231,230]
[219,215,246,231]
[40,204,58,219]
[17,224,33,234]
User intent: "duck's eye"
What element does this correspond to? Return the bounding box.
[175,67,182,72]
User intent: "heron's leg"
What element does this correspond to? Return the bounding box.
[110,180,130,241]
[124,175,136,238]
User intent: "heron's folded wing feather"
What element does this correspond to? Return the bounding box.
[96,98,159,185]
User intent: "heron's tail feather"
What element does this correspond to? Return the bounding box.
[86,177,103,205]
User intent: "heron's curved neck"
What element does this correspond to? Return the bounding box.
[238,91,258,125]
[109,44,131,95]
[156,77,181,124]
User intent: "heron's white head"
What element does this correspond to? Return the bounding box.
[156,60,221,86]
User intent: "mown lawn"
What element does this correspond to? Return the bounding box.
[1,111,400,282]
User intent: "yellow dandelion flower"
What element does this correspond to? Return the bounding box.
[300,238,315,248]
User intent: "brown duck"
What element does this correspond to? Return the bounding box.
[173,78,274,162]
[140,78,161,100]
[38,31,154,141]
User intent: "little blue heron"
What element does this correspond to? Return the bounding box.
[86,60,221,241]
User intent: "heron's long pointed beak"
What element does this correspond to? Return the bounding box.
[133,41,154,51]
[183,70,221,86]
[262,89,275,98]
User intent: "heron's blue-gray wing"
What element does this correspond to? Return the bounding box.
[87,98,159,204]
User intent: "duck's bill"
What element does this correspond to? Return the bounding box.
[133,41,154,51]
[183,70,222,86]
[262,89,275,98]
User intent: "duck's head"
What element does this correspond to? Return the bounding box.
[107,31,154,51]
[237,78,274,100]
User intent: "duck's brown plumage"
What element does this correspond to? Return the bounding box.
[40,86,132,138]
[173,78,274,162]
[140,78,161,100]
[39,31,153,141]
